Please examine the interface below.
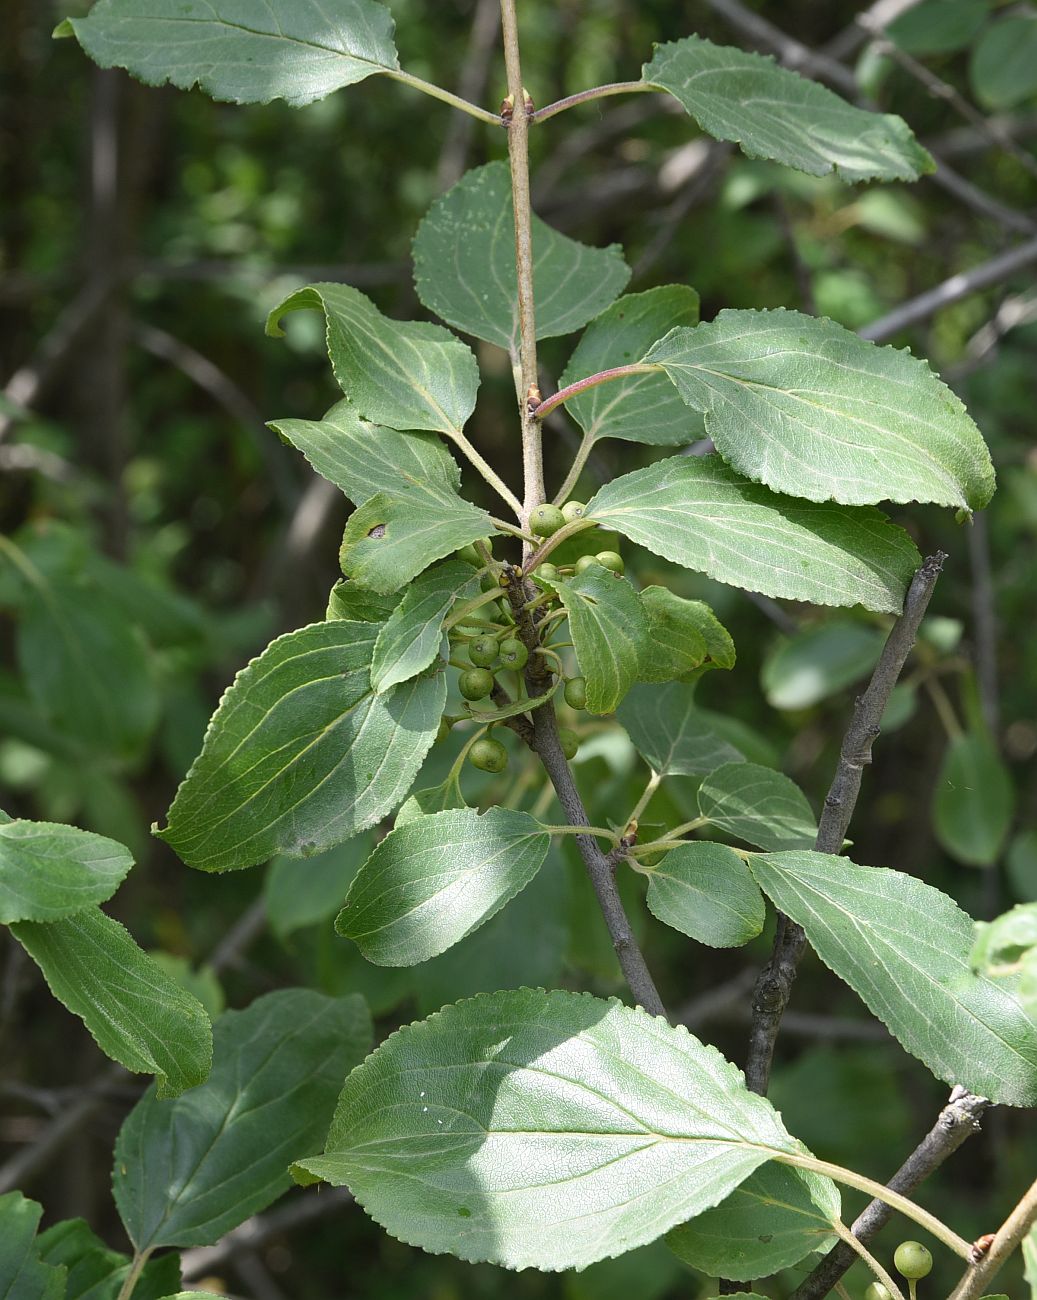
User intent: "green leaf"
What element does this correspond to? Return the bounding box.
[971,902,1037,1024]
[645,309,994,511]
[970,14,1037,110]
[547,564,649,713]
[888,0,988,55]
[0,1192,65,1300]
[36,1219,180,1300]
[412,161,630,352]
[372,561,474,693]
[16,576,159,760]
[643,36,933,182]
[636,587,708,682]
[748,851,1037,1106]
[1008,830,1037,903]
[698,762,817,851]
[618,680,745,776]
[295,987,809,1270]
[586,455,921,613]
[336,807,550,965]
[271,400,462,506]
[933,731,1015,868]
[395,774,468,826]
[463,683,558,724]
[267,283,479,435]
[158,621,444,872]
[560,287,703,447]
[339,489,495,594]
[58,0,399,108]
[11,907,212,1097]
[762,619,886,711]
[666,1163,839,1281]
[0,820,134,922]
[644,842,765,947]
[264,835,373,940]
[326,580,400,623]
[113,989,371,1249]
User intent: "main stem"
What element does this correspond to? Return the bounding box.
[500,0,544,533]
[498,0,665,1021]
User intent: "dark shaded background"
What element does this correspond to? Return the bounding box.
[1,1,1036,1296]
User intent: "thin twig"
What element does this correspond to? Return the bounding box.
[948,1173,1037,1300]
[790,1087,988,1300]
[744,552,946,1094]
[861,236,1037,341]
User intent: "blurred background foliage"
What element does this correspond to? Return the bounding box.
[1,0,1036,1295]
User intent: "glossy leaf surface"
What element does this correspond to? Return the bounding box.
[643,36,933,181]
[413,162,630,351]
[749,851,1037,1105]
[645,842,765,948]
[268,283,479,435]
[339,489,495,594]
[11,908,212,1097]
[586,455,921,613]
[547,564,648,713]
[645,310,994,510]
[296,988,807,1270]
[666,1163,838,1281]
[618,680,745,776]
[698,763,817,851]
[559,286,702,446]
[271,400,461,506]
[159,621,444,871]
[0,1192,65,1300]
[0,820,133,923]
[371,561,474,693]
[113,989,371,1249]
[336,807,550,965]
[56,0,399,107]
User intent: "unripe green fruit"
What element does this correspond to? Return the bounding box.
[468,636,498,667]
[469,737,508,773]
[564,676,587,710]
[558,727,580,760]
[537,562,559,582]
[574,554,598,575]
[595,550,625,574]
[561,500,586,523]
[480,571,500,592]
[894,1242,932,1281]
[864,1286,893,1300]
[499,638,528,670]
[459,667,495,700]
[530,503,566,537]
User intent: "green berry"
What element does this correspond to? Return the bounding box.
[558,727,580,760]
[574,554,598,574]
[468,636,498,667]
[480,571,500,593]
[537,562,559,582]
[469,737,508,773]
[864,1286,893,1300]
[561,500,586,523]
[530,503,566,537]
[893,1243,932,1281]
[459,667,495,701]
[499,638,529,670]
[595,550,625,574]
[564,676,587,710]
